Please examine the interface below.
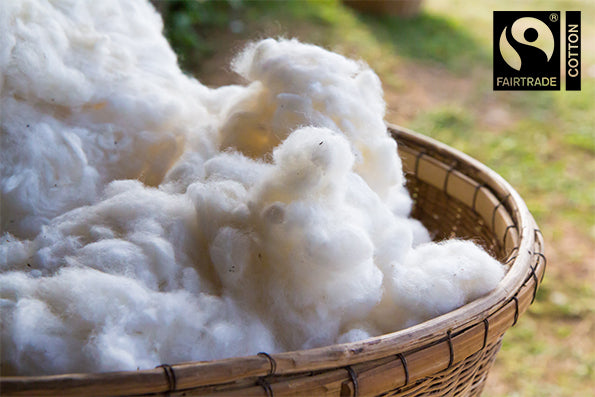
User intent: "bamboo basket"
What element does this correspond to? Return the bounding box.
[0,124,546,397]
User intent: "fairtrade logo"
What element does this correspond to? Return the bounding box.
[499,17,555,71]
[493,11,560,91]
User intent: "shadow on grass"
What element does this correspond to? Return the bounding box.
[356,11,491,73]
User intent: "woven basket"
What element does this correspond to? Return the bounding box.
[0,124,545,397]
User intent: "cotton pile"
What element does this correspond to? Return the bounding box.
[0,0,506,376]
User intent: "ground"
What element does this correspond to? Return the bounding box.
[157,1,595,395]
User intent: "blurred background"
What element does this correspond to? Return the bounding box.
[150,1,594,396]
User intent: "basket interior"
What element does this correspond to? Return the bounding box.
[405,174,504,259]
[394,129,520,265]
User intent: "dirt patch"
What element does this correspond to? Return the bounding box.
[542,219,595,283]
[382,61,475,124]
[383,63,518,132]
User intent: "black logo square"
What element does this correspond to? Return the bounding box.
[494,11,560,90]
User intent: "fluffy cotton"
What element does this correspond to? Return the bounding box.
[0,0,506,376]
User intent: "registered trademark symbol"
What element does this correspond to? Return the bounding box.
[549,13,559,22]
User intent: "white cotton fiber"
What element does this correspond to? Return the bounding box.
[0,0,506,376]
[1,268,276,374]
[374,240,506,331]
[0,0,214,239]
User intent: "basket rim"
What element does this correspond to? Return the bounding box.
[0,124,543,396]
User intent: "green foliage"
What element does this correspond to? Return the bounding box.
[152,0,242,71]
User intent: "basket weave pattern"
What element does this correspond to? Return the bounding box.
[0,125,546,397]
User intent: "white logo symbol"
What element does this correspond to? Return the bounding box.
[499,17,555,71]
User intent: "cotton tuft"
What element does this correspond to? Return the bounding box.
[0,0,506,375]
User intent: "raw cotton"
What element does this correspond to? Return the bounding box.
[0,0,506,376]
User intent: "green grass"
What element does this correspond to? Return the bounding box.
[155,1,595,395]
[419,109,594,231]
[356,11,491,73]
